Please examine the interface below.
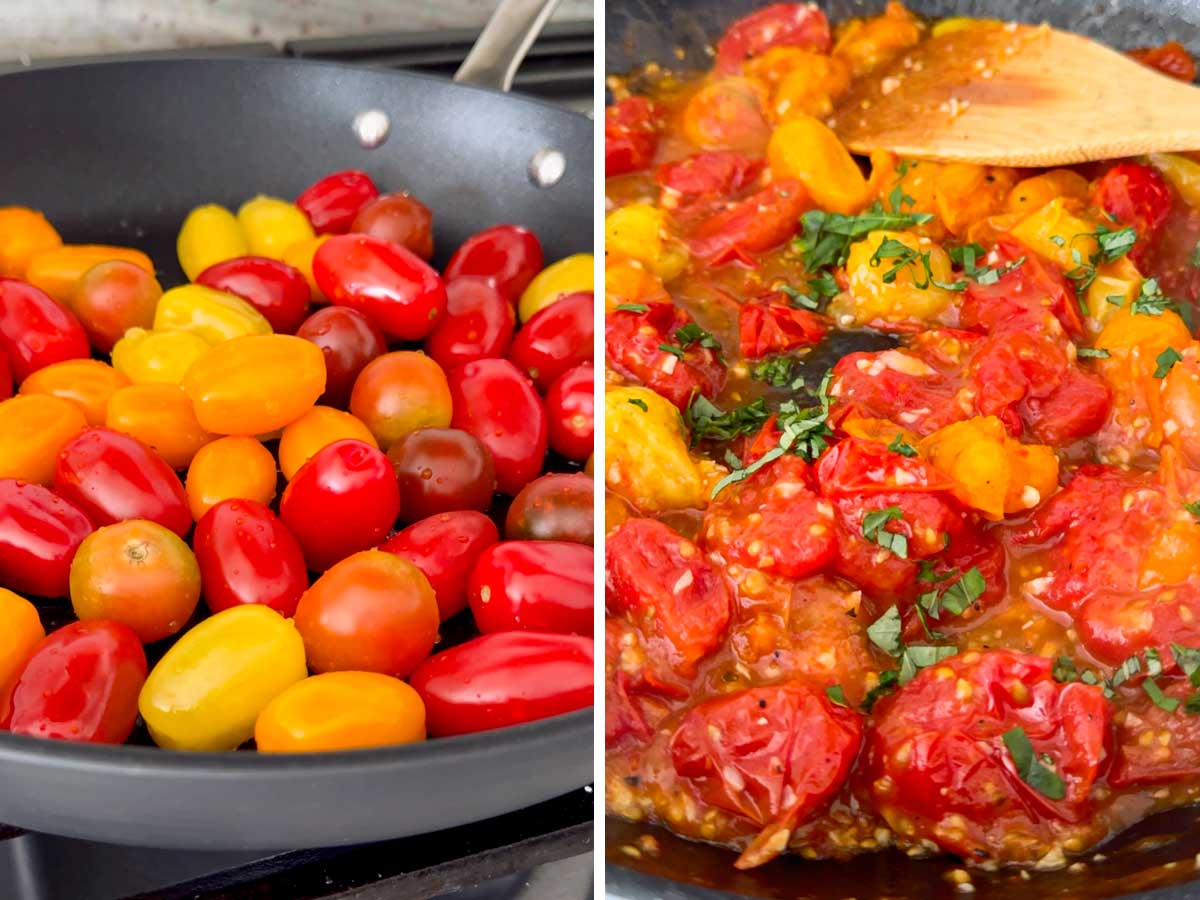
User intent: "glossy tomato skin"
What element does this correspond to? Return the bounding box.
[279,438,401,572]
[448,358,548,496]
[424,276,515,370]
[380,510,499,620]
[0,478,93,597]
[54,428,191,538]
[387,427,496,521]
[313,234,447,341]
[194,499,308,617]
[295,305,387,409]
[351,192,434,261]
[0,352,10,400]
[443,225,543,303]
[468,540,593,635]
[1091,162,1174,267]
[410,631,593,737]
[508,291,594,392]
[0,620,147,744]
[195,256,311,334]
[687,179,808,264]
[714,2,832,72]
[68,260,162,353]
[0,278,90,382]
[295,169,379,234]
[505,472,593,544]
[544,363,594,462]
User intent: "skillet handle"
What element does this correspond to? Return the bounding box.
[453,0,563,92]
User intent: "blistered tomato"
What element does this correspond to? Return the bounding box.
[508,291,594,391]
[0,278,90,381]
[185,436,278,520]
[381,510,499,620]
[296,305,387,408]
[278,405,377,480]
[255,671,426,753]
[443,224,543,303]
[25,245,154,304]
[0,395,87,484]
[68,260,162,352]
[196,256,310,334]
[386,427,496,520]
[282,235,332,302]
[177,204,249,281]
[294,550,439,676]
[468,541,593,635]
[295,170,380,235]
[517,253,594,322]
[2,620,147,744]
[19,359,129,426]
[0,479,93,597]
[183,334,326,435]
[237,195,315,261]
[544,363,594,462]
[349,351,453,450]
[0,588,43,695]
[424,276,516,371]
[138,605,307,751]
[106,383,215,469]
[154,284,272,345]
[0,207,62,278]
[505,472,593,544]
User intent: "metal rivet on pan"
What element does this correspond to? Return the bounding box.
[352,109,391,149]
[528,148,565,188]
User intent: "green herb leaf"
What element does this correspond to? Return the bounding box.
[792,203,934,272]
[749,356,799,387]
[861,669,900,711]
[1050,235,1066,247]
[674,321,721,351]
[825,684,849,707]
[867,605,903,657]
[1053,657,1079,683]
[779,284,821,310]
[627,398,648,412]
[1002,727,1066,800]
[899,644,957,684]
[1187,692,1200,715]
[1110,655,1143,688]
[1191,240,1200,268]
[887,434,918,457]
[686,395,771,443]
[615,303,649,313]
[1145,647,1165,678]
[1077,347,1110,359]
[1170,643,1200,687]
[1155,346,1184,379]
[862,505,907,558]
[1188,500,1200,518]
[1106,294,1126,308]
[1131,278,1175,317]
[658,343,685,359]
[1094,225,1138,262]
[710,446,784,498]
[937,567,987,617]
[1143,677,1180,712]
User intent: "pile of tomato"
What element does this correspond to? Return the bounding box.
[0,168,594,754]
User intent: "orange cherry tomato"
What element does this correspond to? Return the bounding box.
[254,671,426,753]
[349,351,452,450]
[0,394,88,484]
[0,588,44,695]
[0,207,62,278]
[185,436,278,520]
[183,334,326,436]
[106,383,216,469]
[277,405,378,480]
[19,359,130,425]
[25,245,154,304]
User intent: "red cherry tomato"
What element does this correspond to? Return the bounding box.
[351,192,434,261]
[380,510,499,620]
[605,302,726,410]
[605,97,661,177]
[468,540,593,635]
[1129,41,1198,82]
[961,240,1084,340]
[687,179,809,264]
[443,225,543,304]
[0,620,147,744]
[508,291,594,392]
[53,428,191,538]
[295,169,380,235]
[313,234,447,341]
[739,297,827,359]
[195,256,311,334]
[0,478,93,597]
[387,427,496,521]
[0,278,89,382]
[448,358,547,496]
[714,3,833,72]
[545,363,593,462]
[0,352,9,401]
[1091,162,1174,267]
[654,151,765,203]
[280,438,401,572]
[424,276,516,371]
[1111,679,1200,786]
[296,305,388,409]
[193,499,308,617]
[410,631,593,737]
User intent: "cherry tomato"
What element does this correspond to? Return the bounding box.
[106,383,216,470]
[468,540,593,635]
[294,549,439,676]
[195,256,311,334]
[278,405,378,481]
[183,334,326,435]
[194,499,308,618]
[654,151,765,203]
[237,195,314,261]
[139,605,307,751]
[185,436,278,521]
[605,97,661,177]
[282,235,332,302]
[255,671,426,753]
[20,359,129,426]
[351,192,434,260]
[961,239,1084,339]
[380,510,499,620]
[1111,680,1200,786]
[0,395,88,484]
[153,284,271,344]
[296,305,387,409]
[508,291,593,392]
[605,302,726,409]
[443,224,543,304]
[739,297,828,358]
[518,254,593,323]
[0,207,61,279]
[67,260,162,352]
[544,363,594,462]
[1129,40,1197,82]
[54,427,191,538]
[111,327,213,386]
[314,234,447,340]
[0,278,89,382]
[448,358,547,496]
[177,204,249,281]
[69,519,201,644]
[25,245,154,305]
[714,3,832,72]
[349,351,453,450]
[424,276,516,370]
[280,439,401,572]
[295,169,380,235]
[688,179,808,263]
[387,427,496,520]
[0,479,93,597]
[1,620,147,744]
[411,631,593,737]
[0,588,42,695]
[1091,162,1174,267]
[0,352,9,401]
[505,473,593,544]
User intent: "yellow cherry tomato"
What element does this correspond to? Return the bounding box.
[106,383,216,469]
[605,386,704,513]
[278,406,378,480]
[237,196,315,261]
[0,207,62,278]
[19,359,129,425]
[0,395,88,484]
[518,253,594,322]
[183,334,326,435]
[154,284,272,345]
[282,235,331,303]
[138,604,308,751]
[767,115,868,215]
[26,245,155,305]
[185,436,278,520]
[0,588,44,696]
[111,328,213,385]
[177,204,248,281]
[255,671,426,753]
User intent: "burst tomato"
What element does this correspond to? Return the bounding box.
[605,97,661,177]
[714,2,832,72]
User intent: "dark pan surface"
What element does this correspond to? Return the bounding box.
[605,1,1200,897]
[0,57,593,850]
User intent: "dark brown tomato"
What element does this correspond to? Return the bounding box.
[424,276,515,371]
[351,192,435,261]
[505,472,593,545]
[386,427,496,521]
[295,305,388,409]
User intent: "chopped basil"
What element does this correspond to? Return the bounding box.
[627,398,648,412]
[686,395,771,443]
[710,446,785,497]
[1131,278,1175,317]
[1154,346,1184,378]
[658,343,685,359]
[1110,655,1143,688]
[870,237,967,292]
[899,644,957,684]
[614,303,649,313]
[1050,235,1066,247]
[1106,294,1126,308]
[749,356,801,388]
[1094,225,1138,262]
[862,506,908,558]
[867,605,903,657]
[920,567,986,620]
[947,242,1024,286]
[887,434,918,457]
[861,669,900,711]
[1143,677,1180,712]
[1187,692,1200,715]
[674,321,721,351]
[1053,656,1079,683]
[1145,647,1165,678]
[1002,727,1066,800]
[792,203,935,272]
[1076,347,1110,359]
[779,283,821,310]
[1186,501,1200,519]
[917,560,954,584]
[887,183,915,212]
[1170,642,1200,687]
[825,684,849,707]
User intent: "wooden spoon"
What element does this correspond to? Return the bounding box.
[830,22,1200,166]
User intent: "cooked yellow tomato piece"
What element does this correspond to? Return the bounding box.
[1162,346,1200,469]
[1004,169,1090,216]
[833,0,922,76]
[768,116,868,215]
[744,48,851,120]
[1084,257,1143,330]
[605,386,704,512]
[1009,197,1100,271]
[933,164,1018,237]
[835,230,956,326]
[604,204,687,279]
[604,259,669,313]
